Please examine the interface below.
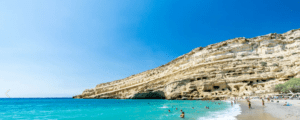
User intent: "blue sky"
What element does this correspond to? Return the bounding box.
[0,0,299,97]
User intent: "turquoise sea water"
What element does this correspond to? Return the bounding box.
[0,98,241,120]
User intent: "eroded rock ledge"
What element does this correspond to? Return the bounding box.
[74,29,300,100]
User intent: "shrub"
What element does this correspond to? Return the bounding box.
[275,78,300,93]
[272,63,278,66]
[260,62,267,66]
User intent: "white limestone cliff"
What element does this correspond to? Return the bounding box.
[74,28,300,100]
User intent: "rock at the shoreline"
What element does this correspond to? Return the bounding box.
[74,28,300,100]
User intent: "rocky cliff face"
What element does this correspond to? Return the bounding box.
[74,29,300,100]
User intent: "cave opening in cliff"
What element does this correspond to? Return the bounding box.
[178,95,182,98]
[204,90,211,92]
[213,86,219,89]
[144,92,166,99]
[132,91,166,99]
[249,81,253,85]
[202,77,207,80]
[234,86,240,91]
[228,87,231,91]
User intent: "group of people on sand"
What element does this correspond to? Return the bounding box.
[283,101,290,106]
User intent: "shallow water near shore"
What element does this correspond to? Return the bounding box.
[0,98,241,120]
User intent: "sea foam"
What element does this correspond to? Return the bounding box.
[198,101,241,120]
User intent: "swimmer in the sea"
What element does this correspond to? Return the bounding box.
[168,109,170,112]
[180,112,185,118]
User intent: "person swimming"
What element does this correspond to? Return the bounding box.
[180,112,185,118]
[180,109,182,112]
[192,107,194,109]
[168,109,170,112]
[176,108,178,110]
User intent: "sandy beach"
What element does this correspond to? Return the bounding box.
[236,99,300,120]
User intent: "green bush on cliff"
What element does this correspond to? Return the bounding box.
[275,78,300,93]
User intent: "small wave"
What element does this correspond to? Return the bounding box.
[159,106,169,108]
[197,103,241,120]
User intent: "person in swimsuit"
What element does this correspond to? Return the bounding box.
[180,112,185,118]
[262,99,265,106]
[248,101,251,109]
[168,109,170,112]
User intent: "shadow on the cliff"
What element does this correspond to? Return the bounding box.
[132,91,166,99]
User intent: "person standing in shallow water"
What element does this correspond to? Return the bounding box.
[248,101,251,109]
[262,99,265,106]
[231,101,233,107]
[180,112,185,118]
